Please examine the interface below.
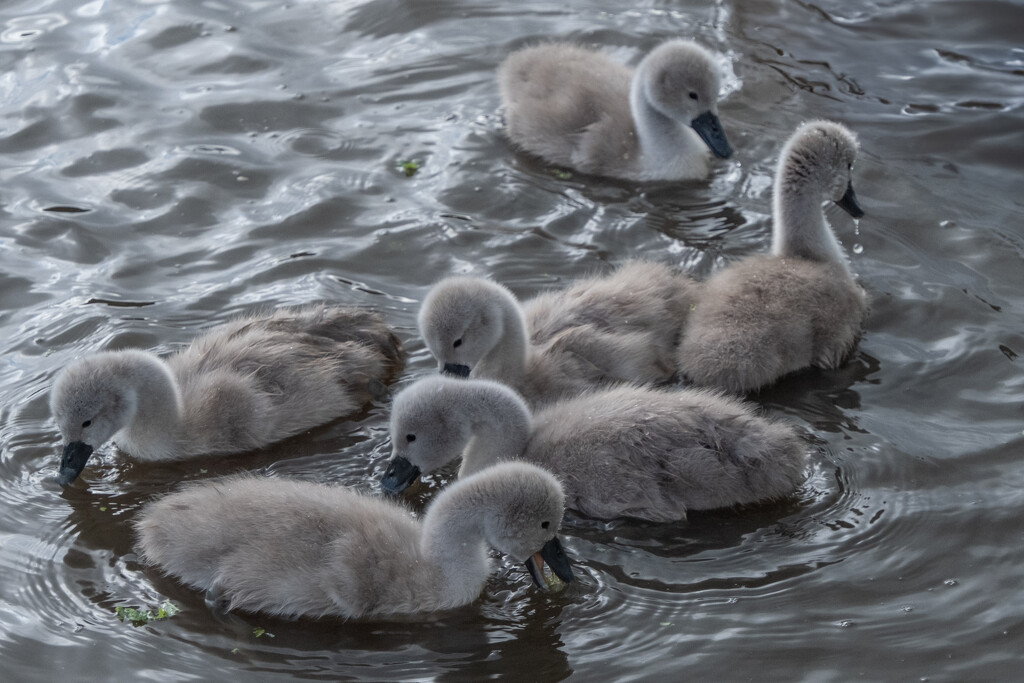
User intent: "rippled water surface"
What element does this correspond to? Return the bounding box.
[0,0,1021,680]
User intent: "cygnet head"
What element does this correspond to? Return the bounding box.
[448,461,573,587]
[778,119,863,218]
[382,376,528,493]
[384,376,473,491]
[418,277,520,379]
[637,39,732,158]
[49,351,143,485]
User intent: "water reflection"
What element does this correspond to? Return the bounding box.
[0,0,1021,679]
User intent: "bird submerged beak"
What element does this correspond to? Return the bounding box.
[380,456,422,494]
[836,181,865,218]
[690,110,733,159]
[525,536,574,591]
[442,363,471,378]
[58,441,94,485]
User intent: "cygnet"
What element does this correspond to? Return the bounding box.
[498,39,732,180]
[382,376,807,522]
[677,120,867,392]
[418,260,699,406]
[135,462,573,618]
[50,305,403,484]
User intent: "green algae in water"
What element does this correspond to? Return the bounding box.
[115,600,180,626]
[398,159,420,177]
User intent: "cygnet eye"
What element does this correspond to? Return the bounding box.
[406,434,416,443]
[541,521,550,529]
[688,91,699,101]
[82,420,92,428]
[453,339,462,348]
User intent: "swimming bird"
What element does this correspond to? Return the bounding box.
[677,120,867,392]
[134,462,573,619]
[382,376,807,522]
[498,39,732,180]
[50,305,403,485]
[418,260,699,406]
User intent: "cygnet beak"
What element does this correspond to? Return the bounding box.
[836,181,865,218]
[380,456,421,494]
[690,110,733,159]
[442,363,471,378]
[58,440,94,485]
[525,536,574,591]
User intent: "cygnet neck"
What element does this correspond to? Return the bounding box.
[418,484,492,603]
[629,74,705,178]
[451,382,532,478]
[112,352,185,460]
[771,170,852,276]
[473,291,530,390]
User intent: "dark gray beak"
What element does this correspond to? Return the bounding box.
[525,536,574,590]
[442,363,471,378]
[58,441,94,485]
[836,182,864,218]
[380,456,421,494]
[690,110,732,159]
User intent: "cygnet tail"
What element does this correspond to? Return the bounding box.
[313,307,405,373]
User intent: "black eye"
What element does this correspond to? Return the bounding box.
[406,434,416,443]
[82,420,92,428]
[688,91,699,100]
[541,521,550,529]
[453,339,462,348]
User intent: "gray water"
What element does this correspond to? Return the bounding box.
[0,0,1022,680]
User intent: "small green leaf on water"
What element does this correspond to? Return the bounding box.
[115,601,181,626]
[660,622,673,627]
[540,564,567,593]
[689,303,697,311]
[154,601,181,619]
[199,469,208,474]
[115,606,149,624]
[99,506,107,512]
[252,626,274,638]
[398,160,420,177]
[231,648,239,655]
[550,168,573,180]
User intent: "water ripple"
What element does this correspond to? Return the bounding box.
[0,0,1021,679]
